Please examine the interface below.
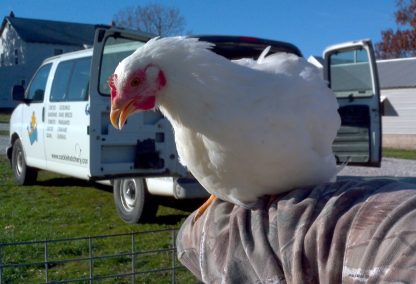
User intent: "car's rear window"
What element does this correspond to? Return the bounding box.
[197,36,303,60]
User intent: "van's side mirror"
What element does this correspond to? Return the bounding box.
[12,85,25,102]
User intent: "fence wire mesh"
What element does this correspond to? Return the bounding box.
[0,228,196,283]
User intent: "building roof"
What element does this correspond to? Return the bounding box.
[377,57,416,89]
[1,13,97,47]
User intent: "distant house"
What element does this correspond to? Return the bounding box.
[0,12,97,109]
[377,57,416,149]
[308,55,416,150]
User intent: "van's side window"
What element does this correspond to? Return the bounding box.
[27,63,52,102]
[50,61,72,102]
[50,57,91,102]
[68,57,90,101]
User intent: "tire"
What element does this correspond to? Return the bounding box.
[11,139,38,185]
[113,178,159,224]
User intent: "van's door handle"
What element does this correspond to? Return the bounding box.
[42,107,45,122]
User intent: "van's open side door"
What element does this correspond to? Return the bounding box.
[324,40,382,166]
[88,27,187,179]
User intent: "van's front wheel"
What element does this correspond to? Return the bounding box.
[11,139,38,185]
[113,178,158,224]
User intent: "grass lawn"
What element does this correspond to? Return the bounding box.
[0,156,200,282]
[383,148,416,160]
[0,141,413,282]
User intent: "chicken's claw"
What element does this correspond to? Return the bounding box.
[192,195,217,225]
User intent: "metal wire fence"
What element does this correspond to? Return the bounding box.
[0,228,196,283]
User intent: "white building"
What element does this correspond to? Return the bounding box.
[377,57,416,149]
[0,12,97,109]
[308,55,416,150]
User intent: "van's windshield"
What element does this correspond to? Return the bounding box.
[99,37,146,95]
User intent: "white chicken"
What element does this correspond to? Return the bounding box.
[109,37,341,219]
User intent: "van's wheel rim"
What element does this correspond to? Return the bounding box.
[121,180,137,212]
[16,150,24,176]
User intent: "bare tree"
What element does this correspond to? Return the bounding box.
[113,3,186,36]
[376,0,416,59]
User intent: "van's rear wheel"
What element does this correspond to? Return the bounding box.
[11,139,38,185]
[113,178,158,224]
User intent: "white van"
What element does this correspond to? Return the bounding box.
[7,27,382,223]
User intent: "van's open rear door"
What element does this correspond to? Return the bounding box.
[88,27,187,179]
[324,40,382,166]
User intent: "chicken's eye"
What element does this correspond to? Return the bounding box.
[130,77,142,88]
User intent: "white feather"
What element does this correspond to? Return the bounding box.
[257,45,271,63]
[115,37,341,208]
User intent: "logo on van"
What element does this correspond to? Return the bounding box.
[27,112,38,145]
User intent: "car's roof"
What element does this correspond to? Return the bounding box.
[41,33,303,66]
[43,48,93,64]
[194,35,303,59]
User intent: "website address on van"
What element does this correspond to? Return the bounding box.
[51,154,88,165]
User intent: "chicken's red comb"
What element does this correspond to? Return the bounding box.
[108,74,118,101]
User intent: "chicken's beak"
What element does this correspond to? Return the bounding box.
[110,108,121,129]
[110,102,136,130]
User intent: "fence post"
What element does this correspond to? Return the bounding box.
[131,232,136,284]
[172,229,176,284]
[44,241,49,283]
[89,237,93,284]
[0,244,3,284]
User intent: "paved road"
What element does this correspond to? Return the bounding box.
[0,123,8,131]
[0,136,8,156]
[0,123,8,156]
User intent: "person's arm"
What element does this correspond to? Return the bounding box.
[177,179,416,283]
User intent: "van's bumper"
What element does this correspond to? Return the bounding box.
[146,177,209,199]
[174,178,210,199]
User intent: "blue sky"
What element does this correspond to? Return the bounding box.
[1,0,398,57]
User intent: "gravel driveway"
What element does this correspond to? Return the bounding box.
[0,121,415,179]
[338,158,416,179]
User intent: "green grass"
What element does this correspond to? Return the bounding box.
[0,156,200,283]
[2,143,412,282]
[383,148,416,160]
[0,112,11,123]
[0,130,9,136]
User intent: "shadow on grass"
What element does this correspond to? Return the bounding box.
[36,177,112,192]
[139,197,204,226]
[157,198,204,225]
[157,196,205,212]
[35,176,206,226]
[150,214,190,225]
